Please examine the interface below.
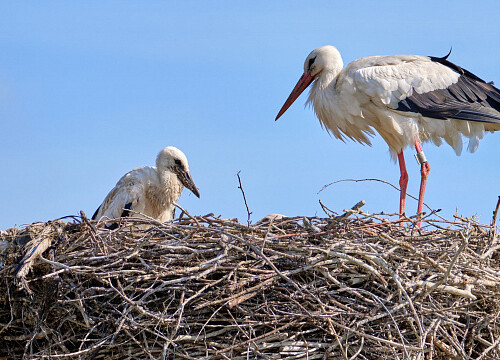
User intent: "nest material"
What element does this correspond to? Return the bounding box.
[1,211,500,359]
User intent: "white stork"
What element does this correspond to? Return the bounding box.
[276,45,500,225]
[92,146,200,228]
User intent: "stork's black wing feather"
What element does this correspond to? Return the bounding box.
[91,205,101,220]
[120,202,133,218]
[104,202,134,230]
[396,55,500,124]
[92,202,133,229]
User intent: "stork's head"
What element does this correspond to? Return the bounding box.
[276,45,343,120]
[157,146,200,198]
[304,45,343,76]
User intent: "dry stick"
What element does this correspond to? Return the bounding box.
[328,318,422,352]
[119,210,163,227]
[319,199,335,218]
[39,336,112,358]
[492,195,500,226]
[80,210,109,256]
[272,216,407,240]
[173,203,201,227]
[260,219,274,252]
[217,230,340,317]
[369,255,425,353]
[406,280,476,300]
[477,335,500,360]
[378,233,447,273]
[489,195,500,241]
[0,280,14,337]
[331,324,349,360]
[357,210,394,223]
[337,200,366,219]
[195,303,226,342]
[215,320,299,355]
[342,286,411,359]
[324,250,388,287]
[348,336,364,360]
[423,231,471,299]
[236,171,252,226]
[319,178,435,213]
[222,231,301,293]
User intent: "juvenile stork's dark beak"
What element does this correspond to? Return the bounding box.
[179,170,200,198]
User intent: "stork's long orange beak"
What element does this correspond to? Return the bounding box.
[275,72,315,120]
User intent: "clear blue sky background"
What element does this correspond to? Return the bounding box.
[1,1,499,229]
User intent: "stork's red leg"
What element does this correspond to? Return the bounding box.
[397,151,408,216]
[414,139,430,227]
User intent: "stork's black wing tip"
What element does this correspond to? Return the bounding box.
[443,47,452,60]
[105,223,119,230]
[91,205,101,220]
[120,202,133,218]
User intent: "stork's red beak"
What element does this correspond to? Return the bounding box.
[275,72,315,120]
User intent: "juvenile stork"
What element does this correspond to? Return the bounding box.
[92,146,200,228]
[276,45,500,224]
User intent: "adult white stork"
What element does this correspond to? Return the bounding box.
[92,146,200,228]
[276,45,500,224]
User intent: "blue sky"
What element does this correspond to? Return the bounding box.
[1,1,499,229]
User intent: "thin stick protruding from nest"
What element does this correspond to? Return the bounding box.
[490,195,500,236]
[174,203,200,227]
[319,199,335,218]
[318,178,434,212]
[236,171,252,226]
[337,200,366,219]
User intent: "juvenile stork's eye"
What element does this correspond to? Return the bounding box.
[174,159,182,167]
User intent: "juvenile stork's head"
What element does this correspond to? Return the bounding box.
[156,146,200,198]
[276,45,343,120]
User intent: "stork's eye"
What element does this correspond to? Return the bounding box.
[307,56,317,71]
[174,159,182,167]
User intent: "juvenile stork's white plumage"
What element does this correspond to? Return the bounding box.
[92,146,200,228]
[276,46,500,225]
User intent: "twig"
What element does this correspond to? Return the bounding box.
[173,202,201,227]
[406,280,476,300]
[337,200,366,219]
[319,199,336,218]
[425,231,470,297]
[236,171,252,226]
[489,195,500,240]
[318,178,434,212]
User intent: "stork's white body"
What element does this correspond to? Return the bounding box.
[276,46,500,225]
[92,146,200,226]
[93,166,184,222]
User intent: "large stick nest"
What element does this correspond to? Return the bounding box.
[1,210,500,359]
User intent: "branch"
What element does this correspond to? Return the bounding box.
[318,178,434,212]
[236,171,252,226]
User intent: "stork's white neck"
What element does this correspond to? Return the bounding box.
[157,170,183,203]
[315,70,338,91]
[308,69,339,115]
[140,169,184,222]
